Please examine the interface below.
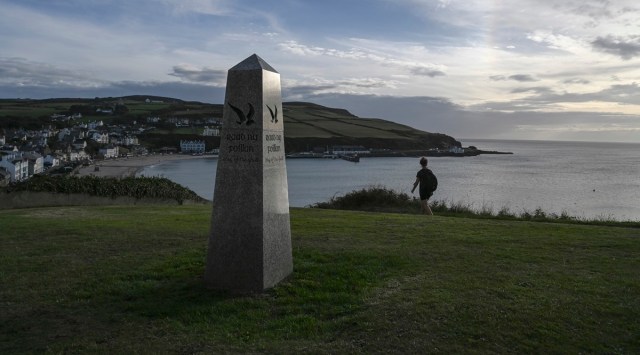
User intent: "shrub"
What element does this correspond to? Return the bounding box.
[5,175,206,204]
[312,185,418,213]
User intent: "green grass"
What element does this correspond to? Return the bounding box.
[1,205,639,353]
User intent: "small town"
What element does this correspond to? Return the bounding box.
[0,98,225,186]
[0,98,477,186]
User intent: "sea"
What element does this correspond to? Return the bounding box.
[138,139,640,221]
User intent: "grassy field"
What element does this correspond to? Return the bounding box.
[1,205,638,353]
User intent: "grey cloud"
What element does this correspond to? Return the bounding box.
[543,83,640,106]
[409,66,446,77]
[490,74,537,82]
[571,3,613,21]
[0,80,225,103]
[592,35,640,60]
[302,93,502,138]
[303,93,640,142]
[0,57,226,102]
[168,65,226,84]
[283,78,395,98]
[511,87,554,94]
[338,78,395,89]
[473,82,640,112]
[508,74,537,82]
[283,84,339,98]
[0,57,97,86]
[563,78,590,84]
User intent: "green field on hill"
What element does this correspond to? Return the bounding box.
[0,97,459,151]
[1,205,638,353]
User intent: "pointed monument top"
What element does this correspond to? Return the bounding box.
[229,54,278,73]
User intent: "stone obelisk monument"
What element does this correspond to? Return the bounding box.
[205,54,292,292]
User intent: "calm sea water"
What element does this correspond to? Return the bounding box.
[138,139,640,221]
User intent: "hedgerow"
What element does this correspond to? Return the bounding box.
[6,175,206,204]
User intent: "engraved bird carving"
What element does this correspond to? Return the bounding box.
[267,104,278,123]
[228,102,255,125]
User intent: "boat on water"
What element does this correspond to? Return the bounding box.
[286,152,324,159]
[340,154,360,163]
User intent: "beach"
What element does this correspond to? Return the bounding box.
[76,154,210,178]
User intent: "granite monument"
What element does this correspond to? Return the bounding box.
[204,54,292,292]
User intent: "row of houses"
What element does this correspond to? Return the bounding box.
[0,150,45,184]
[165,117,221,127]
[180,140,206,154]
[57,127,140,146]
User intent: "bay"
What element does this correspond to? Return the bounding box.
[138,139,640,221]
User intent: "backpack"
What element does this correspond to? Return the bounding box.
[424,169,438,193]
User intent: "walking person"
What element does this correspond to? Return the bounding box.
[411,157,438,215]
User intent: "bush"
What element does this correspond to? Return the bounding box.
[312,186,419,213]
[6,175,206,204]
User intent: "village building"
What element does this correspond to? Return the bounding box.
[202,126,220,136]
[0,151,29,182]
[180,140,205,154]
[331,145,370,155]
[90,131,110,144]
[22,152,44,176]
[98,145,119,159]
[43,154,62,170]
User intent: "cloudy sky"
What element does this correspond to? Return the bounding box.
[2,0,640,142]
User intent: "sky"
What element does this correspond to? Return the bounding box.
[2,0,640,143]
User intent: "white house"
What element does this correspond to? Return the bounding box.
[449,146,465,154]
[0,152,28,182]
[121,136,139,146]
[68,150,90,162]
[202,126,220,136]
[99,145,119,159]
[23,152,44,176]
[44,154,61,169]
[90,132,110,144]
[180,140,205,154]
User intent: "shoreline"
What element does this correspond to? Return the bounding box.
[76,154,213,178]
[74,149,513,179]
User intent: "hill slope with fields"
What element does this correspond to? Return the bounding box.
[281,102,459,152]
[0,96,460,152]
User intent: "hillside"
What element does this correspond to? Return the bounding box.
[0,96,460,152]
[282,102,459,152]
